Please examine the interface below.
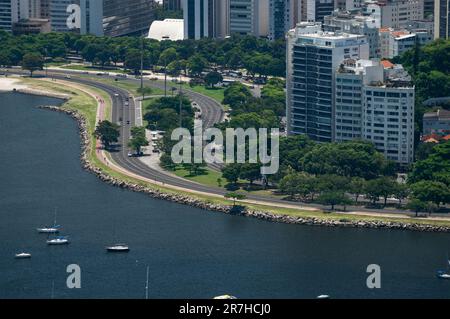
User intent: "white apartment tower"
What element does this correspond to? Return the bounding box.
[335,59,415,164]
[286,23,369,141]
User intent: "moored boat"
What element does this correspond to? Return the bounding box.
[15,252,31,259]
[106,244,129,252]
[47,236,70,245]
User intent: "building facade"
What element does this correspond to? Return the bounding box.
[229,0,269,37]
[183,0,229,39]
[335,59,415,164]
[0,0,157,36]
[423,109,450,135]
[269,0,301,40]
[365,0,424,29]
[323,10,380,58]
[286,23,369,142]
[435,0,450,39]
[305,0,335,23]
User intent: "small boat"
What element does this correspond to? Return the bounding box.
[15,253,31,259]
[37,226,60,234]
[213,295,237,300]
[437,270,450,279]
[317,295,331,299]
[47,236,70,245]
[436,256,450,279]
[37,208,61,233]
[106,244,130,252]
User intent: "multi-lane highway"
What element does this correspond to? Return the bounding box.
[4,69,410,214]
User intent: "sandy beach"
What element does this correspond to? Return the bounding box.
[0,77,28,92]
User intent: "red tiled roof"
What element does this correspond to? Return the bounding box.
[381,60,394,69]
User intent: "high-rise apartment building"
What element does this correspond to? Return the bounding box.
[229,0,269,37]
[286,23,369,141]
[183,0,229,39]
[269,0,301,40]
[163,0,182,11]
[335,59,415,164]
[49,0,156,36]
[434,0,450,39]
[305,0,335,23]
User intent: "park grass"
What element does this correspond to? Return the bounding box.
[181,83,225,103]
[172,166,225,188]
[60,64,128,74]
[17,77,450,229]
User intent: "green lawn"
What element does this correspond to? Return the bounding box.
[181,84,225,103]
[60,64,128,74]
[172,166,225,188]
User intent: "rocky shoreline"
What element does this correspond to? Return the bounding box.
[39,105,450,233]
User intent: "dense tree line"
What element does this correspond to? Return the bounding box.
[0,30,285,78]
[393,39,450,138]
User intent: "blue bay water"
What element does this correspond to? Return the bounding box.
[1,92,450,299]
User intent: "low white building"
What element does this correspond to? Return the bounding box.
[147,18,184,41]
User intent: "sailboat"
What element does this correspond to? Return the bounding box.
[106,219,129,252]
[15,252,31,259]
[47,236,70,245]
[37,208,61,234]
[436,256,450,279]
[145,266,149,300]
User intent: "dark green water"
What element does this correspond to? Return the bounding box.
[1,92,450,299]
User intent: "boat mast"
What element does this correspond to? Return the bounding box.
[145,266,149,300]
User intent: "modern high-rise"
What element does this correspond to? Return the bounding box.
[434,0,450,39]
[335,59,415,164]
[0,0,35,32]
[163,0,182,11]
[49,0,157,36]
[229,0,269,37]
[305,0,335,23]
[379,27,432,59]
[286,23,369,141]
[269,0,301,40]
[183,0,229,39]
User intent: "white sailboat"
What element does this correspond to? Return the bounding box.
[37,208,61,234]
[213,295,238,299]
[436,256,450,279]
[106,244,130,252]
[106,219,129,252]
[15,252,31,259]
[47,236,70,245]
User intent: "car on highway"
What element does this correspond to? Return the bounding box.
[114,93,119,97]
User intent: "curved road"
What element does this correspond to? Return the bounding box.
[4,69,416,216]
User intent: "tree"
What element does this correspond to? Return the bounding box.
[160,153,176,170]
[204,71,223,88]
[225,192,247,207]
[239,163,262,185]
[365,177,397,207]
[222,164,241,186]
[348,177,367,203]
[407,198,428,217]
[393,183,410,207]
[317,192,352,211]
[410,181,449,207]
[279,172,314,200]
[187,54,207,77]
[94,120,120,149]
[128,126,149,154]
[21,53,44,77]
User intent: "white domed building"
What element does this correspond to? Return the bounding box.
[147,19,184,41]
